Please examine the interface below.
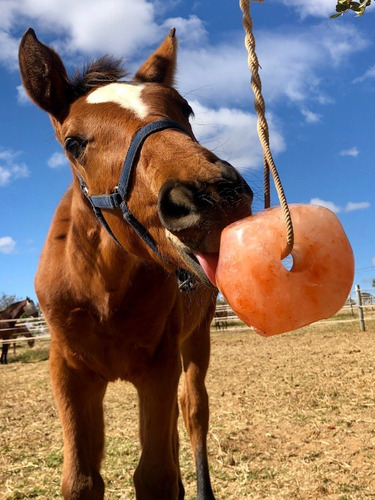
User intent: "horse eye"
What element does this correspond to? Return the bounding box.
[65,137,87,159]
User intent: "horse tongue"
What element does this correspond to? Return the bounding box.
[194,252,219,287]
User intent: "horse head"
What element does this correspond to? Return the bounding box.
[24,297,38,318]
[19,29,253,287]
[27,338,35,348]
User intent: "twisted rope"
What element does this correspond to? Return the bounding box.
[239,0,294,258]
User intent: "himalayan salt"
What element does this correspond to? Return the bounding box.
[215,204,354,336]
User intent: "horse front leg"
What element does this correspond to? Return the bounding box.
[180,325,216,500]
[50,342,107,500]
[1,343,9,364]
[134,339,183,500]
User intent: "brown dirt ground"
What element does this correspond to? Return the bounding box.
[1,319,375,499]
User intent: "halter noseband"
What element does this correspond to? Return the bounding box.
[78,119,196,291]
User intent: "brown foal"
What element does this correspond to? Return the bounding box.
[19,27,253,500]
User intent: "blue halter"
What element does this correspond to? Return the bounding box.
[78,120,188,259]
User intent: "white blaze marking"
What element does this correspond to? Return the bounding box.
[86,83,149,119]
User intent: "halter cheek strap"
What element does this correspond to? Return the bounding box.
[78,120,188,260]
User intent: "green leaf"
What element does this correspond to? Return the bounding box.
[332,0,373,17]
[336,3,349,11]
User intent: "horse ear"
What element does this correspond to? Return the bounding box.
[133,28,177,86]
[19,28,73,122]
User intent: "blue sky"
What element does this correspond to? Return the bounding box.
[0,0,374,303]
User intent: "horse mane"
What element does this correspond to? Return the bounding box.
[2,300,23,310]
[0,301,21,319]
[71,56,129,98]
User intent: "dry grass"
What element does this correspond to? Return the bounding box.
[1,318,375,499]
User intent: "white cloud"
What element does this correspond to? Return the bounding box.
[301,107,321,123]
[0,236,16,254]
[0,149,30,187]
[277,0,337,18]
[345,201,370,212]
[190,100,285,171]
[1,0,163,61]
[340,147,359,157]
[2,1,368,108]
[0,30,19,70]
[0,169,10,186]
[177,22,368,111]
[161,15,207,46]
[353,65,375,83]
[16,85,31,105]
[177,43,250,109]
[310,198,370,214]
[317,94,335,105]
[47,152,69,169]
[2,0,370,165]
[310,197,341,213]
[256,23,368,103]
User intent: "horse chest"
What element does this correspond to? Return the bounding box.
[54,296,182,381]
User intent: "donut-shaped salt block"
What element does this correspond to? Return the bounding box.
[215,204,354,336]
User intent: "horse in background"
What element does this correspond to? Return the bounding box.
[214,308,229,331]
[0,298,38,364]
[19,27,253,500]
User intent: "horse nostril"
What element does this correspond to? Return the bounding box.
[158,166,253,234]
[158,181,201,231]
[216,160,240,183]
[216,160,254,202]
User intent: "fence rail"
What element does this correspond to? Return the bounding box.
[0,316,49,346]
[1,286,373,349]
[213,285,375,331]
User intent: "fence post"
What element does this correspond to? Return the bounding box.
[355,284,366,332]
[349,295,354,316]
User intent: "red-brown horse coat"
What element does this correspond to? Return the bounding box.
[19,28,252,500]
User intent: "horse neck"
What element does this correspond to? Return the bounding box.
[2,301,25,319]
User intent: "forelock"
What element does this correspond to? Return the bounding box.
[71,56,129,99]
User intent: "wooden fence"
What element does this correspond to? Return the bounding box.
[214,285,375,331]
[0,316,50,346]
[1,286,374,350]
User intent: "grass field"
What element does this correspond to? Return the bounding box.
[1,316,375,499]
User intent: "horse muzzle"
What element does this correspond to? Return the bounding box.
[158,160,253,284]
